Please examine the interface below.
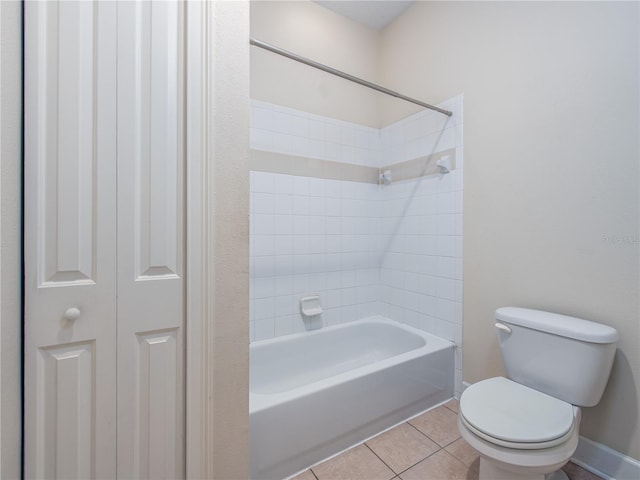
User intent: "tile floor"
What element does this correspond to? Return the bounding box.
[290,400,603,480]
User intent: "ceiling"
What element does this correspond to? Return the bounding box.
[314,1,414,30]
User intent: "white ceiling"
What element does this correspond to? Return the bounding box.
[314,1,414,30]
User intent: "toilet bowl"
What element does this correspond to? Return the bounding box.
[459,377,581,480]
[458,307,618,480]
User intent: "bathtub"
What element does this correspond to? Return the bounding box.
[249,316,454,479]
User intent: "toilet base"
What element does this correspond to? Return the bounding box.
[479,457,570,480]
[545,470,570,480]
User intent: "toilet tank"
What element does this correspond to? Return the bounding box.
[495,307,618,407]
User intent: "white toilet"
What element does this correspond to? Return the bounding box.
[458,307,618,480]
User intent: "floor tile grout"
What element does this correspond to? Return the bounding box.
[362,443,397,479]
[299,399,604,480]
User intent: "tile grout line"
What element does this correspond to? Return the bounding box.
[365,420,457,480]
[307,402,465,480]
[362,442,401,479]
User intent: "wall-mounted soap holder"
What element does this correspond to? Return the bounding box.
[300,295,322,317]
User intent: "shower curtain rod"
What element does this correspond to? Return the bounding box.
[250,38,452,117]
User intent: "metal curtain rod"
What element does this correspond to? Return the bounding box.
[250,38,452,117]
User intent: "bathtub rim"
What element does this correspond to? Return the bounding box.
[249,315,454,413]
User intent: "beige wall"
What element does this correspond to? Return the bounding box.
[0,1,23,478]
[208,2,251,478]
[251,0,382,127]
[380,1,639,459]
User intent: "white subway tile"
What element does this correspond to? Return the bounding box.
[342,287,357,306]
[254,276,275,299]
[253,193,274,215]
[436,298,457,322]
[292,274,310,294]
[274,215,293,236]
[274,194,293,215]
[254,298,275,320]
[308,177,327,197]
[253,214,274,235]
[273,255,293,276]
[436,277,456,301]
[273,275,293,296]
[326,289,342,308]
[422,295,437,316]
[274,295,294,317]
[251,105,273,130]
[274,315,295,337]
[253,235,275,257]
[324,307,341,326]
[293,236,309,255]
[455,258,464,280]
[293,176,310,196]
[309,217,326,235]
[253,256,274,278]
[455,236,463,258]
[252,171,275,193]
[437,235,456,257]
[250,128,274,151]
[273,174,294,194]
[436,192,456,214]
[292,215,310,235]
[292,195,310,215]
[342,304,357,322]
[437,214,456,235]
[254,318,275,341]
[437,256,456,279]
[309,235,326,254]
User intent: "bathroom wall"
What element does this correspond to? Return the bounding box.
[251,0,381,127]
[380,1,640,460]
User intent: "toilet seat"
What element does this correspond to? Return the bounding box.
[460,377,576,450]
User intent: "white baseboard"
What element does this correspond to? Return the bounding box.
[572,436,640,480]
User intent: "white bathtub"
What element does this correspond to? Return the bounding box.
[249,316,454,479]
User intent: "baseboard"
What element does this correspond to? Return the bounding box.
[572,436,640,480]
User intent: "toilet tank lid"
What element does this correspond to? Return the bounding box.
[496,307,619,344]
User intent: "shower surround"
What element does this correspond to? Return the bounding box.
[250,95,463,394]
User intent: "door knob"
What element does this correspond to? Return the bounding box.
[63,307,81,322]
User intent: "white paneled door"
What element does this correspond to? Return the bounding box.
[24,1,186,478]
[116,1,185,478]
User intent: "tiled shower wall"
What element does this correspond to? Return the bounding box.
[250,96,464,393]
[249,171,381,340]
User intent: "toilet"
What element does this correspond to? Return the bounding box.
[458,307,618,480]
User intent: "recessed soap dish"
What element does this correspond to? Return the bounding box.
[300,295,322,317]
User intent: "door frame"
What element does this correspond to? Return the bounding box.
[185,1,250,478]
[0,1,250,478]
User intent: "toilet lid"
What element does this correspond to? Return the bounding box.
[460,377,575,445]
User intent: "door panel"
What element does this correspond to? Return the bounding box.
[38,342,95,479]
[25,1,186,478]
[24,1,118,478]
[116,1,186,478]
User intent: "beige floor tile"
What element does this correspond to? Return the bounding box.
[366,423,440,474]
[290,470,317,480]
[409,405,461,447]
[444,398,460,413]
[562,462,605,480]
[399,449,477,480]
[444,437,479,467]
[312,444,395,480]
